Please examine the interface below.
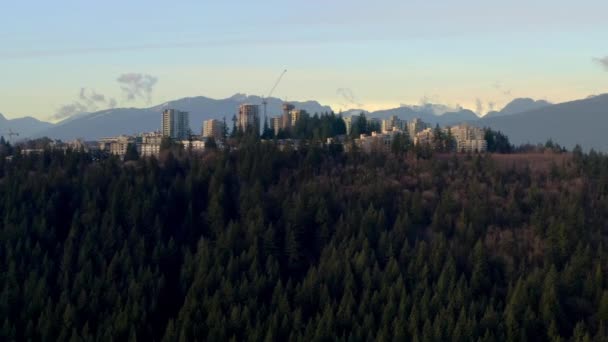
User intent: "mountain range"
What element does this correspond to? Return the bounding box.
[473,94,608,151]
[2,94,607,151]
[0,113,54,139]
[484,98,552,118]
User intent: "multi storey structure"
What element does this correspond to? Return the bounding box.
[139,132,163,157]
[162,109,189,139]
[281,103,295,131]
[238,104,260,133]
[382,115,405,133]
[271,117,282,135]
[407,118,429,139]
[99,135,134,158]
[140,143,160,157]
[202,119,225,140]
[414,128,435,146]
[449,124,487,152]
[289,109,305,127]
[180,140,207,152]
[342,116,353,135]
[355,129,404,152]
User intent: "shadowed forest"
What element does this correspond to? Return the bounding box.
[1,138,608,341]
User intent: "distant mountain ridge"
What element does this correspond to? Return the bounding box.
[484,98,552,118]
[474,94,608,151]
[0,112,54,139]
[4,94,608,151]
[34,95,332,140]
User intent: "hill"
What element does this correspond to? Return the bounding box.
[476,94,608,150]
[367,107,478,126]
[1,143,607,340]
[0,113,54,139]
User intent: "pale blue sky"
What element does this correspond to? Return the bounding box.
[1,0,607,120]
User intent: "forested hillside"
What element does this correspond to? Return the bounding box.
[2,140,608,341]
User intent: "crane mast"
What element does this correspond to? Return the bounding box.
[4,129,19,143]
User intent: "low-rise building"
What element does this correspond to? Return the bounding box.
[414,128,435,146]
[98,135,134,158]
[180,139,207,152]
[449,124,487,152]
[140,143,160,157]
[355,129,404,152]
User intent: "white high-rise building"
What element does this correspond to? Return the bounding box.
[162,109,190,139]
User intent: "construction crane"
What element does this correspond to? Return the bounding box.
[262,69,287,123]
[3,129,19,143]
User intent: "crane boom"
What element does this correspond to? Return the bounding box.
[266,69,287,99]
[262,69,287,123]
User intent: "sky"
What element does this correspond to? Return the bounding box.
[1,0,608,121]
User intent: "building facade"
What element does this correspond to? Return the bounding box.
[343,116,353,135]
[162,109,190,139]
[140,143,160,157]
[382,115,406,133]
[407,118,429,139]
[449,124,487,152]
[238,104,260,133]
[414,128,435,146]
[202,119,225,140]
[271,117,282,135]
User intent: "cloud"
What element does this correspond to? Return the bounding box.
[53,102,89,120]
[52,88,117,120]
[475,98,485,115]
[493,81,512,96]
[117,73,158,103]
[79,88,117,109]
[474,98,498,116]
[594,56,608,71]
[336,88,363,108]
[400,95,462,115]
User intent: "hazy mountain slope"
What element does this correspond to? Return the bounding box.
[35,108,159,140]
[35,94,332,140]
[7,117,54,137]
[153,94,332,132]
[1,113,54,139]
[476,94,608,150]
[368,107,478,126]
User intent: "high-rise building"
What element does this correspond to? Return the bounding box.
[407,118,428,139]
[280,103,295,131]
[162,109,190,139]
[382,115,404,132]
[238,104,260,133]
[289,109,305,127]
[271,117,282,136]
[343,116,353,135]
[202,119,225,140]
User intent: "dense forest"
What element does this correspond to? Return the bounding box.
[2,137,608,341]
